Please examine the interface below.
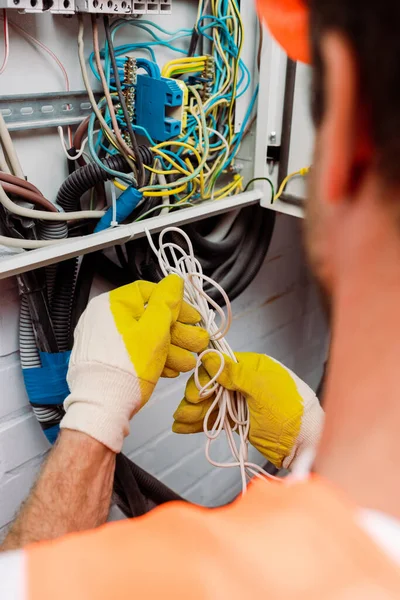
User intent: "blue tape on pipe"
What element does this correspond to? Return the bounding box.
[22,351,71,406]
[43,424,60,445]
[94,187,143,233]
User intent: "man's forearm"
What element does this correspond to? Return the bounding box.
[1,429,116,551]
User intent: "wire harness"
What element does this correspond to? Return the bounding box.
[147,226,279,493]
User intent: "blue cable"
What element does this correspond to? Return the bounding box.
[222,83,259,170]
[87,108,135,186]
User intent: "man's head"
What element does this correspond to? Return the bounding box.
[259,1,400,300]
[304,1,400,297]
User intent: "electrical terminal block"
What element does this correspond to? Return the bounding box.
[0,0,45,11]
[134,75,184,142]
[75,0,133,14]
[122,58,137,147]
[200,57,215,102]
[50,0,75,13]
[0,0,172,10]
[0,0,26,8]
[132,0,171,14]
[123,57,137,121]
[0,0,74,11]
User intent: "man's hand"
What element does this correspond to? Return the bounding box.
[61,275,208,453]
[173,352,324,469]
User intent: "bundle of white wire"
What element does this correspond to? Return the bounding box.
[146,226,278,494]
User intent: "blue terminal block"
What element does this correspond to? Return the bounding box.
[135,74,184,142]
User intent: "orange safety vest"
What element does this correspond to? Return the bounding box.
[28,478,400,599]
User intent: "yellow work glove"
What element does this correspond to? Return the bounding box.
[173,352,324,469]
[61,275,209,453]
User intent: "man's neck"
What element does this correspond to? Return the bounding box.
[315,212,400,518]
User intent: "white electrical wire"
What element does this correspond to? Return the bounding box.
[157,166,171,216]
[58,126,91,161]
[0,234,64,248]
[146,226,280,494]
[0,113,24,178]
[0,181,105,221]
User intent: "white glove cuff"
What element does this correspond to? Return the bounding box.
[61,363,143,453]
[283,397,325,470]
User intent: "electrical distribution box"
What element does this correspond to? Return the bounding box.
[0,0,313,279]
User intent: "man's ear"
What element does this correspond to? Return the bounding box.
[317,33,373,205]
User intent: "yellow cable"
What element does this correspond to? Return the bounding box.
[163,55,209,66]
[143,182,188,197]
[151,140,203,175]
[227,0,243,143]
[161,57,207,78]
[274,167,310,202]
[205,98,229,115]
[144,163,180,176]
[184,157,204,196]
[113,180,127,192]
[213,179,242,201]
[151,149,192,176]
[176,180,198,204]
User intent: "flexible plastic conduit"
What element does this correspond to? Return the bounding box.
[37,222,68,304]
[19,297,41,370]
[19,299,63,424]
[19,221,69,424]
[56,148,153,212]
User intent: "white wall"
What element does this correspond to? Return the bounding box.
[0,213,328,535]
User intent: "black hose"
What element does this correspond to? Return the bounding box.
[68,252,99,347]
[227,208,275,301]
[51,259,78,352]
[185,215,247,260]
[56,150,152,212]
[113,453,184,519]
[207,205,275,303]
[96,253,132,287]
[114,453,148,518]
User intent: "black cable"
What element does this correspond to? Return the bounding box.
[51,259,78,352]
[227,208,275,300]
[115,244,129,272]
[113,453,147,518]
[185,214,248,262]
[96,253,132,287]
[56,153,150,212]
[103,15,145,188]
[113,453,185,519]
[187,28,200,57]
[277,59,297,191]
[207,205,275,303]
[68,252,99,347]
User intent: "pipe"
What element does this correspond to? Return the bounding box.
[56,149,152,212]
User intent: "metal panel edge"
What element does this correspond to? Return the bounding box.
[0,191,262,279]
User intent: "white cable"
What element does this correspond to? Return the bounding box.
[0,182,105,221]
[58,126,90,161]
[0,234,64,248]
[156,163,170,216]
[0,112,23,178]
[110,181,118,227]
[146,226,280,494]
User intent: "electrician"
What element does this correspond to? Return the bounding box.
[2,0,400,596]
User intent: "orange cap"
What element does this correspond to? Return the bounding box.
[256,0,311,65]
